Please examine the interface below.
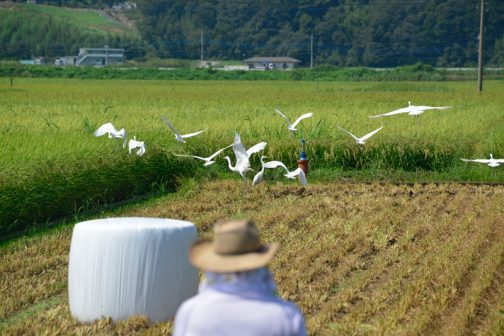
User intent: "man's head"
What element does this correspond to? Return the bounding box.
[189,219,279,273]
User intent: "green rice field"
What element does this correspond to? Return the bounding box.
[1,78,504,235]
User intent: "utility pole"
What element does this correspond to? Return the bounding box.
[310,32,314,68]
[477,0,485,92]
[200,30,204,63]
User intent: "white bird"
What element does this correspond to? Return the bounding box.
[460,154,504,167]
[274,108,313,131]
[128,136,146,156]
[173,144,233,166]
[224,132,267,178]
[369,101,451,118]
[252,157,307,187]
[162,116,205,143]
[93,122,127,148]
[284,168,308,187]
[338,126,383,145]
[252,156,290,186]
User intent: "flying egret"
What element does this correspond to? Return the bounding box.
[253,157,307,187]
[173,144,233,166]
[252,156,290,186]
[224,132,267,178]
[162,116,205,143]
[128,136,146,156]
[284,168,308,187]
[274,108,313,131]
[337,126,383,145]
[460,154,504,167]
[93,122,127,148]
[369,101,451,118]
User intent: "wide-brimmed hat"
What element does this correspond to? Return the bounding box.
[189,219,279,273]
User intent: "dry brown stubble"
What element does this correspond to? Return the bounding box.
[1,181,504,335]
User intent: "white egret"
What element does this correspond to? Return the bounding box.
[274,108,313,131]
[369,101,451,118]
[93,122,127,148]
[460,154,504,167]
[173,144,233,166]
[128,136,146,156]
[337,126,383,145]
[284,168,308,187]
[252,156,290,186]
[224,132,267,178]
[253,157,307,187]
[162,116,205,143]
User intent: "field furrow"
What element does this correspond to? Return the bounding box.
[1,181,503,335]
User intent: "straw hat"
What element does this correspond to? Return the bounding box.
[189,219,279,273]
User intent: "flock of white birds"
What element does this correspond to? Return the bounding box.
[92,101,504,188]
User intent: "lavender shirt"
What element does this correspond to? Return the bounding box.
[173,268,307,336]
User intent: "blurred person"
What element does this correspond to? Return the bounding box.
[173,218,306,336]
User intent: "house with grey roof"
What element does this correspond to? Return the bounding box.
[76,47,124,66]
[242,57,301,70]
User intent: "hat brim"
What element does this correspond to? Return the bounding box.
[189,240,279,273]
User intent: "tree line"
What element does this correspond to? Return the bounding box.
[135,0,504,67]
[3,0,504,67]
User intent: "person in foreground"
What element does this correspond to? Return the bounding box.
[173,218,307,336]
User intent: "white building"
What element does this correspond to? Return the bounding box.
[242,57,301,70]
[76,47,124,66]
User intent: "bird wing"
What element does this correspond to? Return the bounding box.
[494,159,504,163]
[233,132,250,167]
[252,170,264,186]
[460,158,490,163]
[284,168,308,186]
[337,126,360,142]
[128,139,137,153]
[263,160,289,173]
[173,153,196,159]
[298,169,308,187]
[93,122,116,137]
[291,113,313,128]
[360,126,384,142]
[285,167,302,179]
[246,141,267,157]
[414,105,451,111]
[207,144,233,160]
[274,108,291,126]
[161,116,180,135]
[181,130,206,139]
[369,107,410,118]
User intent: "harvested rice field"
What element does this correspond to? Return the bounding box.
[1,180,503,335]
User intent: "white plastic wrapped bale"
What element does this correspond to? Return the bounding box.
[68,217,198,323]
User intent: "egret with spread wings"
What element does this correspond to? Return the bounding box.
[337,126,383,145]
[369,101,451,118]
[224,132,267,178]
[274,108,313,131]
[93,122,127,148]
[460,154,504,168]
[174,144,233,166]
[162,116,205,143]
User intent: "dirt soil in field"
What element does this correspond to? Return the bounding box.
[1,181,504,335]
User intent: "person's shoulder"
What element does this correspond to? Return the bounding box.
[269,297,306,335]
[276,297,303,316]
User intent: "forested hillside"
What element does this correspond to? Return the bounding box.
[136,0,504,67]
[0,2,146,60]
[2,0,504,67]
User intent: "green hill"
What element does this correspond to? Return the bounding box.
[0,2,145,60]
[1,2,139,36]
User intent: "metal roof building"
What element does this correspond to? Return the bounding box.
[242,57,301,70]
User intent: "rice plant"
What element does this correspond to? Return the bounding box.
[1,78,504,235]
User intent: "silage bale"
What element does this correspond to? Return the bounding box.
[68,217,198,323]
